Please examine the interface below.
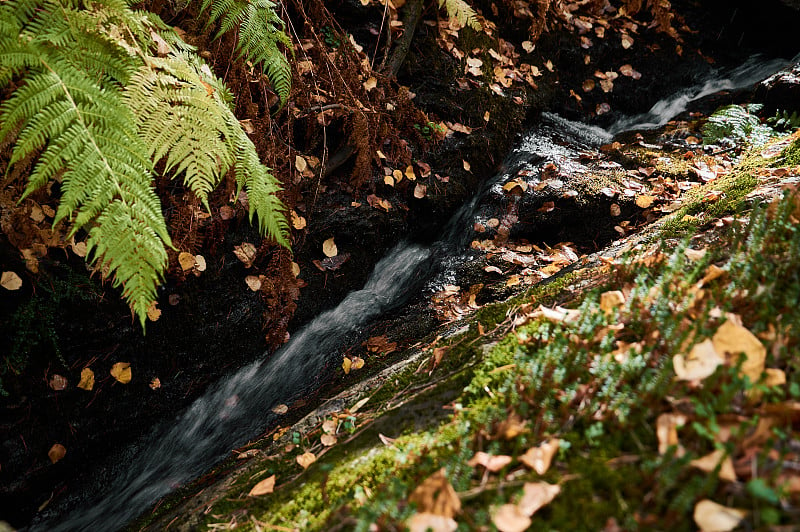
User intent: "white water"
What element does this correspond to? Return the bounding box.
[36,53,796,531]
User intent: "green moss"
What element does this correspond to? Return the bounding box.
[780,137,800,166]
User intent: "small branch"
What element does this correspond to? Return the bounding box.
[385,0,424,77]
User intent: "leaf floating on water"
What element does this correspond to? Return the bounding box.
[110,362,132,384]
[492,504,531,532]
[77,368,94,391]
[693,499,746,532]
[49,374,68,391]
[272,404,289,415]
[296,451,316,469]
[323,237,338,258]
[248,474,276,496]
[48,443,66,464]
[1,271,22,290]
[149,377,161,390]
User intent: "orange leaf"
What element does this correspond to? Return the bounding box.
[248,475,276,496]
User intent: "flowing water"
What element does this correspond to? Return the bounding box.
[37,53,796,531]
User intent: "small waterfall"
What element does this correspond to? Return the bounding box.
[36,52,797,532]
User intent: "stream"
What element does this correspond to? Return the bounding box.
[34,53,795,532]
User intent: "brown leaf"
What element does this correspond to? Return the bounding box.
[492,504,531,532]
[49,374,68,391]
[673,339,724,381]
[245,275,262,291]
[234,242,257,268]
[110,362,132,384]
[342,357,352,374]
[636,195,655,208]
[693,499,746,532]
[519,439,560,475]
[414,183,427,199]
[291,210,307,230]
[296,451,316,469]
[146,301,161,322]
[272,404,289,415]
[518,481,561,516]
[690,449,736,482]
[351,356,365,370]
[77,368,94,391]
[656,412,687,455]
[322,237,338,258]
[248,475,276,496]
[48,443,66,464]
[467,451,512,472]
[219,205,235,220]
[600,290,625,313]
[178,252,196,271]
[407,513,457,532]
[1,271,22,291]
[149,377,161,390]
[320,433,337,446]
[712,320,765,383]
[408,469,461,518]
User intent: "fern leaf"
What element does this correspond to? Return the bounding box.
[199,0,292,109]
[438,0,481,30]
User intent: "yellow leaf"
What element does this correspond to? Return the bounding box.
[599,290,625,313]
[492,504,531,532]
[656,412,687,455]
[712,319,765,383]
[673,339,724,381]
[291,210,307,230]
[519,439,560,475]
[693,499,746,532]
[393,169,404,182]
[342,356,352,374]
[1,271,23,291]
[146,301,161,322]
[110,362,132,384]
[295,155,308,173]
[352,356,365,370]
[409,469,461,518]
[321,433,337,446]
[77,368,94,391]
[517,481,560,516]
[178,252,196,271]
[384,175,395,187]
[467,451,512,472]
[689,449,736,482]
[291,262,301,277]
[463,160,471,172]
[48,443,66,464]
[245,275,262,291]
[765,368,786,387]
[296,451,316,469]
[323,237,338,258]
[636,195,655,208]
[248,475,276,496]
[407,513,457,532]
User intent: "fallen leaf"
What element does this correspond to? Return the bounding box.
[636,195,655,208]
[194,255,206,272]
[49,374,68,391]
[406,165,417,181]
[690,449,736,482]
[693,499,746,532]
[519,439,560,475]
[342,357,352,374]
[492,504,531,532]
[219,205,235,220]
[463,160,471,172]
[291,210,307,230]
[272,404,289,415]
[621,33,634,49]
[321,433,337,446]
[764,368,786,387]
[1,271,23,291]
[295,155,308,172]
[245,275,262,291]
[712,320,765,383]
[656,412,687,455]
[291,262,300,277]
[323,237,338,258]
[467,451,512,472]
[684,248,706,262]
[234,242,257,267]
[518,481,561,516]
[352,356,365,370]
[77,368,94,391]
[149,377,161,390]
[296,451,316,469]
[48,443,66,464]
[363,76,377,91]
[521,41,534,52]
[248,475,276,496]
[409,469,461,518]
[178,252,196,271]
[408,513,457,532]
[414,183,427,199]
[600,290,625,313]
[146,301,161,322]
[110,362,132,384]
[673,339,724,381]
[609,203,621,216]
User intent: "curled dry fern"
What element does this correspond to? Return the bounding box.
[0,0,289,326]
[200,0,292,109]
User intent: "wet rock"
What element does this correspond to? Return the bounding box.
[754,61,800,112]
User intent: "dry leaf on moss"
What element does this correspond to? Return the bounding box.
[248,475,276,496]
[468,451,513,472]
[656,412,687,455]
[519,439,560,475]
[712,320,765,382]
[693,499,746,531]
[689,449,736,482]
[674,339,724,381]
[178,252,195,271]
[408,469,461,518]
[518,481,561,516]
[296,452,316,469]
[493,504,531,532]
[407,512,457,532]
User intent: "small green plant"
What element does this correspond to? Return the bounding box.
[766,109,800,132]
[702,104,772,147]
[413,121,447,140]
[321,26,341,49]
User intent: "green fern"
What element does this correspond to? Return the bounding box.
[200,0,292,109]
[702,104,772,147]
[439,0,482,30]
[0,0,289,327]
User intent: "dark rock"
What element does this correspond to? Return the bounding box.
[754,62,800,112]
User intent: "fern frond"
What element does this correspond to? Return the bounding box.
[126,53,236,209]
[438,0,481,30]
[199,0,292,109]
